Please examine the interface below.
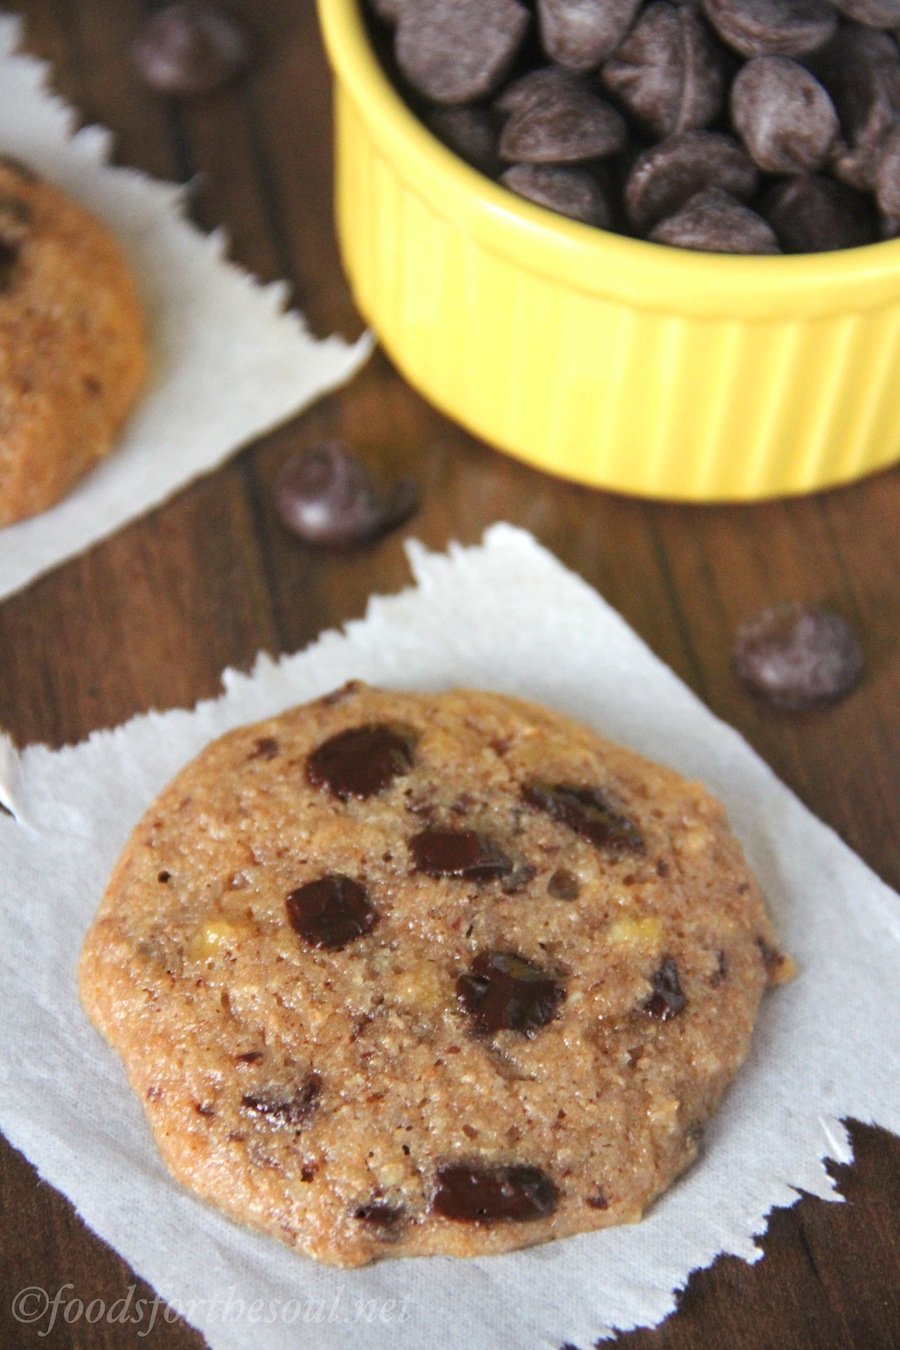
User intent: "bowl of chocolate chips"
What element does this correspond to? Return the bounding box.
[318,0,900,501]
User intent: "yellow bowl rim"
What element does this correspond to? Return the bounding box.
[319,0,900,317]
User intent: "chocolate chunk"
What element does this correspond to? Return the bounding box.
[732,602,864,711]
[286,876,378,950]
[730,56,839,174]
[427,107,504,177]
[307,722,416,799]
[457,950,565,1034]
[538,0,643,70]
[650,187,781,253]
[643,956,686,1020]
[547,867,580,899]
[601,3,729,140]
[131,2,248,97]
[275,442,418,549]
[522,782,643,854]
[431,1161,558,1222]
[501,163,612,226]
[701,0,836,59]
[395,0,530,105]
[625,130,758,231]
[500,81,626,163]
[410,828,514,880]
[241,1073,322,1127]
[764,174,876,252]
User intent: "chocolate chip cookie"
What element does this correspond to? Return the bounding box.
[79,683,791,1267]
[0,156,146,526]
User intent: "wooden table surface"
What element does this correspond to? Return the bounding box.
[1,3,898,1347]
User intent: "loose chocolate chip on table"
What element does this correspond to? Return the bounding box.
[131,3,248,97]
[431,1161,558,1222]
[731,602,864,711]
[409,829,514,880]
[500,81,626,163]
[308,722,416,799]
[701,0,837,60]
[625,130,758,232]
[764,174,876,252]
[275,442,417,549]
[500,163,612,226]
[538,0,642,71]
[601,2,729,140]
[522,782,644,854]
[241,1073,322,1127]
[457,950,565,1034]
[394,0,530,105]
[286,876,378,950]
[643,956,687,1020]
[730,56,839,174]
[650,187,781,253]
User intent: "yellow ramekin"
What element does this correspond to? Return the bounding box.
[318,0,900,501]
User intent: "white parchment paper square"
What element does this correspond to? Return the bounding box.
[0,14,371,601]
[1,526,898,1348]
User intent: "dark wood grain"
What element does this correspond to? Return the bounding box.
[1,2,898,1347]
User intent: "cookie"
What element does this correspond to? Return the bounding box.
[0,156,146,526]
[79,683,791,1267]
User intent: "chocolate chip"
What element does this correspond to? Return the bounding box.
[650,188,781,253]
[286,876,378,950]
[731,56,839,174]
[495,63,587,117]
[876,124,900,219]
[307,722,416,799]
[500,163,613,226]
[832,0,900,24]
[241,1073,322,1127]
[353,1200,406,1234]
[764,174,876,252]
[625,130,758,232]
[427,107,504,177]
[457,950,565,1034]
[431,1161,558,1222]
[522,782,644,854]
[500,82,626,163]
[0,238,19,293]
[701,0,837,59]
[602,3,729,140]
[248,736,279,761]
[275,442,417,549]
[157,870,171,884]
[538,0,643,70]
[409,829,514,880]
[643,956,687,1020]
[809,27,900,193]
[131,3,248,97]
[235,1050,263,1063]
[732,602,864,711]
[547,867,580,899]
[395,0,530,105]
[585,1190,609,1209]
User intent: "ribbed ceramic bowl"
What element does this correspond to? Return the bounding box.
[318,0,900,501]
